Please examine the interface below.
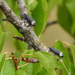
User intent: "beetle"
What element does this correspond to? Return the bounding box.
[49,47,64,58]
[23,13,36,26]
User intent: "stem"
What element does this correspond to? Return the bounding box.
[11,53,18,70]
[18,63,28,69]
[60,59,70,75]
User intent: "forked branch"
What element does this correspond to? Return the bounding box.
[0,0,50,52]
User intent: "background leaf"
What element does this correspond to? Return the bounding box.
[47,0,56,13]
[57,0,75,38]
[66,0,75,37]
[1,59,15,75]
[0,53,6,72]
[69,63,75,75]
[57,5,72,36]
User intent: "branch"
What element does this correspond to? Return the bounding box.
[16,0,28,18]
[46,21,58,26]
[0,0,50,52]
[43,21,58,32]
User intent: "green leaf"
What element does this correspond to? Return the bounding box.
[1,59,15,75]
[66,0,75,37]
[57,5,72,35]
[19,62,33,75]
[57,0,64,5]
[14,40,28,51]
[0,53,6,72]
[16,70,27,75]
[6,0,20,17]
[70,45,75,66]
[32,0,48,36]
[33,51,57,75]
[69,63,75,75]
[57,0,75,38]
[32,63,41,75]
[37,67,47,75]
[47,0,56,13]
[34,51,68,75]
[0,26,6,52]
[53,41,70,69]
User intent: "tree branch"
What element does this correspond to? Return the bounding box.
[43,21,58,32]
[16,0,28,18]
[0,0,50,53]
[47,21,58,26]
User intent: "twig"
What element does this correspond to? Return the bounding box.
[18,63,28,69]
[60,59,70,75]
[11,53,18,70]
[1,18,8,21]
[46,21,58,26]
[21,57,39,63]
[13,36,24,41]
[18,54,35,60]
[43,21,58,32]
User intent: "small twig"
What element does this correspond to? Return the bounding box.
[18,54,36,60]
[13,36,24,41]
[4,52,12,57]
[11,53,18,70]
[21,54,36,58]
[43,21,58,32]
[60,59,70,75]
[21,57,39,63]
[18,63,28,69]
[4,52,11,55]
[46,21,58,26]
[1,18,8,21]
[6,57,12,60]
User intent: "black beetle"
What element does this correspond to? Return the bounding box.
[49,47,64,58]
[23,13,36,26]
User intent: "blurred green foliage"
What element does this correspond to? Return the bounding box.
[57,0,75,37]
[0,0,75,75]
